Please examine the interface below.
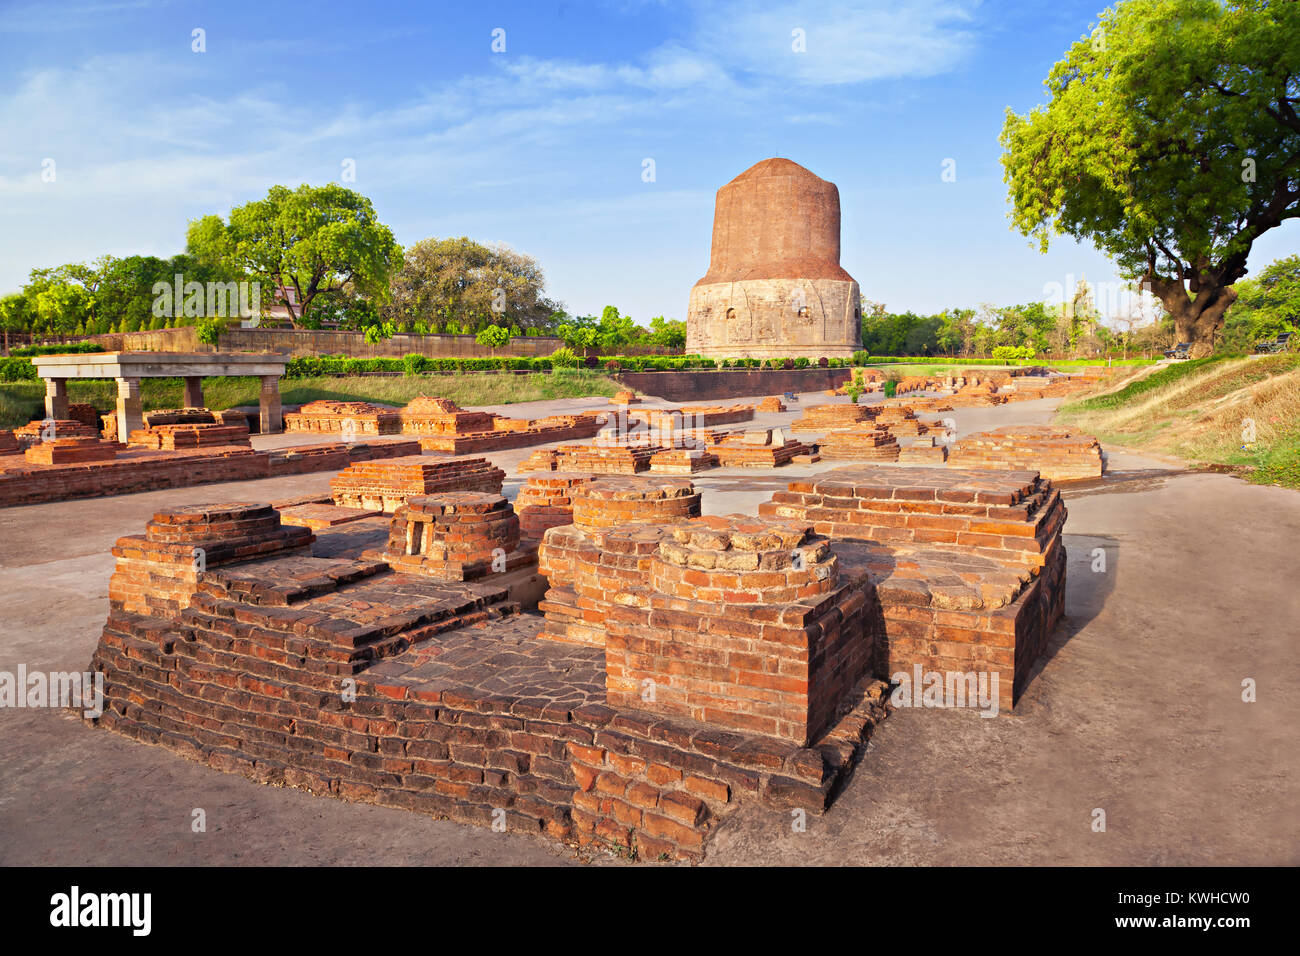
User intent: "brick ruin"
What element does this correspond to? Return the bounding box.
[12,417,99,446]
[605,515,875,744]
[514,473,598,541]
[81,447,1073,860]
[330,455,505,511]
[760,466,1066,711]
[101,407,252,443]
[24,436,119,464]
[283,400,404,435]
[376,492,539,585]
[0,425,422,508]
[709,429,811,467]
[283,396,604,455]
[537,477,703,646]
[947,425,1105,482]
[66,366,1105,863]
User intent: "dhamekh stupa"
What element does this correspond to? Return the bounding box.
[686,157,863,360]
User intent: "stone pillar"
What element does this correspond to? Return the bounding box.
[115,377,143,442]
[44,378,69,420]
[259,375,282,434]
[183,376,204,409]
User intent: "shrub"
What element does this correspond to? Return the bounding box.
[0,357,39,381]
[991,345,1036,362]
[817,356,828,367]
[883,380,897,398]
[852,350,871,366]
[475,325,512,350]
[195,316,226,347]
[848,385,862,403]
[403,354,428,376]
[549,347,578,368]
[794,357,810,368]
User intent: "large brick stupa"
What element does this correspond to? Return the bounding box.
[686,158,863,360]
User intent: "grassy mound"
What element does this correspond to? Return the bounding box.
[1058,355,1300,488]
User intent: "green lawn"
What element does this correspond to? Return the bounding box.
[0,369,621,429]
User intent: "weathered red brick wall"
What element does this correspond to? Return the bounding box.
[614,368,851,402]
[604,516,875,745]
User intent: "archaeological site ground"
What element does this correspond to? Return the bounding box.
[1,360,1294,875]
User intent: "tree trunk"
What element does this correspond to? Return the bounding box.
[1148,277,1237,356]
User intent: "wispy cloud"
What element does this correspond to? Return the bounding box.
[0,0,163,33]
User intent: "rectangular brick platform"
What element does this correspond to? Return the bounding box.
[708,433,809,467]
[896,439,949,464]
[128,422,251,450]
[789,404,875,433]
[649,449,718,474]
[759,466,1066,710]
[330,455,505,511]
[284,400,403,435]
[817,426,900,461]
[416,415,604,455]
[278,503,383,529]
[639,404,756,429]
[24,437,118,464]
[518,444,663,475]
[946,425,1105,482]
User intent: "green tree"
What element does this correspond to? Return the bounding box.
[1222,253,1300,349]
[186,183,401,329]
[0,293,32,350]
[557,315,599,351]
[645,315,686,349]
[1001,0,1300,353]
[475,324,512,350]
[384,236,562,333]
[595,305,640,352]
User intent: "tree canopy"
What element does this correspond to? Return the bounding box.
[1000,0,1300,352]
[383,236,562,334]
[187,183,401,329]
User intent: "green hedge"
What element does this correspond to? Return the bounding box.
[0,357,39,381]
[9,342,106,357]
[285,355,556,377]
[282,353,856,377]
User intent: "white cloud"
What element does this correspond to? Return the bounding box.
[692,0,980,85]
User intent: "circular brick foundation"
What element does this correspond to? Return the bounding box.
[651,515,838,604]
[571,477,701,530]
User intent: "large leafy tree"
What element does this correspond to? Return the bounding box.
[1001,0,1300,354]
[187,183,401,328]
[385,236,562,333]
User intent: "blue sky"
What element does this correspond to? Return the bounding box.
[2,0,1297,323]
